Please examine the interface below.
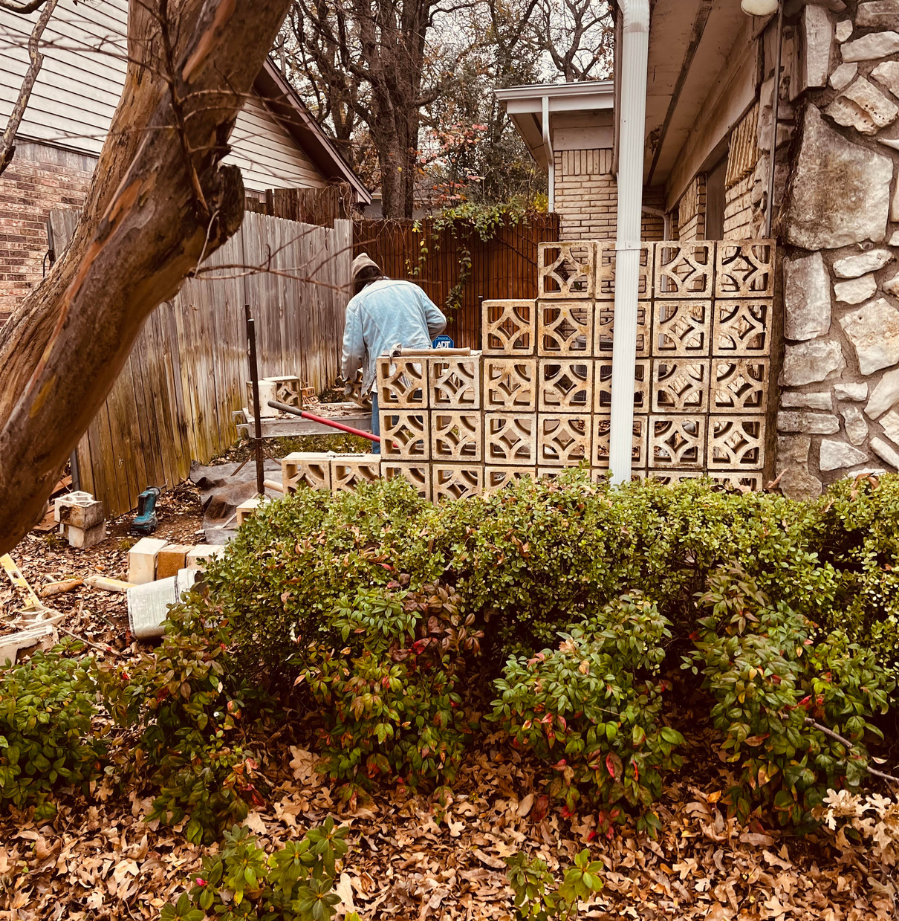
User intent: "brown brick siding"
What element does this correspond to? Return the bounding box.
[0,141,95,325]
[677,174,706,242]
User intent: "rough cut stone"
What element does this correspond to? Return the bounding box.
[880,408,899,443]
[839,298,899,374]
[820,439,870,470]
[833,248,894,277]
[783,252,831,340]
[890,230,899,246]
[841,32,899,62]
[835,19,853,41]
[884,270,899,297]
[781,391,833,410]
[783,106,891,249]
[834,274,878,304]
[777,412,841,434]
[842,404,869,444]
[801,5,833,91]
[872,60,899,99]
[871,436,899,469]
[865,366,899,417]
[826,77,899,135]
[776,435,823,499]
[835,381,868,401]
[830,62,858,91]
[858,0,899,30]
[780,338,846,386]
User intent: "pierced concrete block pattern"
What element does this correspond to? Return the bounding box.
[282,452,332,492]
[484,358,537,411]
[483,300,535,354]
[595,302,650,357]
[651,360,711,413]
[382,462,431,500]
[594,360,650,414]
[594,243,654,300]
[645,470,705,485]
[712,471,764,491]
[538,359,592,411]
[715,240,775,297]
[591,468,645,484]
[537,414,591,466]
[712,360,769,413]
[485,413,537,465]
[538,242,595,298]
[592,415,648,469]
[537,302,593,357]
[648,416,707,468]
[331,454,382,493]
[652,301,712,356]
[380,412,430,460]
[655,242,714,297]
[375,357,427,408]
[433,464,483,501]
[431,411,482,462]
[713,300,773,356]
[484,466,536,493]
[429,354,482,409]
[707,418,765,469]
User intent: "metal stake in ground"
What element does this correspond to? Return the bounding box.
[244,304,265,497]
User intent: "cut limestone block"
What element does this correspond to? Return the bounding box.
[157,544,190,580]
[236,496,269,526]
[380,412,430,460]
[484,358,537,411]
[432,464,483,501]
[431,411,482,462]
[537,302,593,357]
[651,359,711,413]
[538,242,595,298]
[594,301,650,356]
[482,300,536,354]
[538,359,592,411]
[485,413,537,466]
[331,454,381,493]
[128,537,169,585]
[56,493,104,530]
[594,242,654,300]
[592,416,648,469]
[382,462,431,500]
[484,466,536,493]
[65,522,107,550]
[537,414,591,466]
[186,544,226,570]
[0,623,56,666]
[282,452,332,492]
[648,416,707,469]
[707,418,765,470]
[375,356,427,408]
[594,359,650,414]
[429,354,482,409]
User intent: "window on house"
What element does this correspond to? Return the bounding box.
[705,155,727,240]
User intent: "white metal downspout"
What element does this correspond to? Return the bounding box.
[543,95,555,212]
[608,0,650,484]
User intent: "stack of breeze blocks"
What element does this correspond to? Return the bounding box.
[55,492,106,548]
[278,239,775,503]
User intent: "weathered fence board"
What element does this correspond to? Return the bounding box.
[50,210,352,517]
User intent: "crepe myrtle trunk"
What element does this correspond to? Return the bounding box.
[0,0,293,553]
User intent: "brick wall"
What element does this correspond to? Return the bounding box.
[724,173,754,240]
[677,174,707,241]
[0,141,95,325]
[641,185,666,242]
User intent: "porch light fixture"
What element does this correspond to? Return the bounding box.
[741,0,778,16]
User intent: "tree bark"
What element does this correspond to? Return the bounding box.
[0,0,292,553]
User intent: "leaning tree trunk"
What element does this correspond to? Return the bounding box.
[0,0,292,554]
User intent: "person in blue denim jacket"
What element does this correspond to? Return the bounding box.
[341,253,446,453]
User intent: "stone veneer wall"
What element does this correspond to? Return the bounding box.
[776,0,899,497]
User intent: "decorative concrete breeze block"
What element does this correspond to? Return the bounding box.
[382,462,431,500]
[156,544,191,580]
[282,452,332,491]
[648,416,707,468]
[484,466,535,493]
[331,454,381,493]
[484,358,537,411]
[128,537,169,585]
[429,354,482,409]
[432,464,483,501]
[538,359,592,411]
[594,302,650,356]
[236,496,268,526]
[482,300,536,354]
[592,416,648,469]
[375,356,427,408]
[707,418,765,469]
[65,522,107,550]
[537,414,591,466]
[485,413,537,466]
[186,545,226,570]
[380,411,430,459]
[247,376,302,417]
[431,411,482,462]
[537,301,593,357]
[594,359,650,414]
[538,241,595,298]
[56,493,104,530]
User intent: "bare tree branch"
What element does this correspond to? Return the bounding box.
[0,0,52,13]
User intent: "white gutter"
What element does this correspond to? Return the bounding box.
[542,95,555,211]
[608,0,650,484]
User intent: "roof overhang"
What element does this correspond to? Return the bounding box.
[253,60,372,205]
[495,81,615,169]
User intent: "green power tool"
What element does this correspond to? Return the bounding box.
[131,487,161,535]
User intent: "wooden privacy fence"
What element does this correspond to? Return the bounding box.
[353,214,560,348]
[49,209,352,518]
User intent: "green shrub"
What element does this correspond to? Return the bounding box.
[0,640,105,820]
[301,582,481,802]
[505,848,604,920]
[161,818,359,921]
[491,595,683,835]
[100,592,268,843]
[686,566,894,825]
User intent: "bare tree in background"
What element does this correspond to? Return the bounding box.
[537,0,613,82]
[0,0,294,553]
